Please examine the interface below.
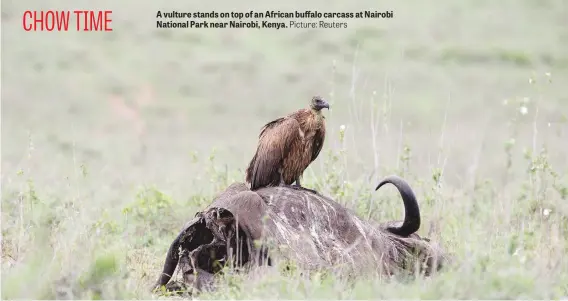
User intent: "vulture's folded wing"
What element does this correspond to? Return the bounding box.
[311,124,326,163]
[250,118,301,188]
[258,117,285,138]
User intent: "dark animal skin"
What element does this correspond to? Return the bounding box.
[152,176,447,295]
[245,96,329,193]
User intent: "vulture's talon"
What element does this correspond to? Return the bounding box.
[290,185,318,195]
[304,188,318,194]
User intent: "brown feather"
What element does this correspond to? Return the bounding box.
[246,117,302,189]
[311,121,326,162]
[246,106,327,190]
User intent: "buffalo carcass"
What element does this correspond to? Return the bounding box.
[152,175,447,294]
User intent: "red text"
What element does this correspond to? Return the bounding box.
[22,10,70,31]
[74,10,113,31]
[22,10,113,31]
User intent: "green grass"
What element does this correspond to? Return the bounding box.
[2,0,568,299]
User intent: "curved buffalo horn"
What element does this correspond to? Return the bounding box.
[375,175,421,237]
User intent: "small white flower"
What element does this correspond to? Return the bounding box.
[545,72,552,83]
[543,208,551,216]
[339,125,346,131]
[519,106,528,115]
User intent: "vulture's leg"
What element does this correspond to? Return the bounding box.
[290,177,318,194]
[278,168,286,187]
[294,177,301,187]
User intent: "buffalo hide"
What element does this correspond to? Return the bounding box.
[153,177,447,294]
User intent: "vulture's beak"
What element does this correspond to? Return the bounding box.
[319,100,330,110]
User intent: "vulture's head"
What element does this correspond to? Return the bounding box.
[310,96,330,111]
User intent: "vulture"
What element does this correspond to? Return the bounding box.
[245,96,330,192]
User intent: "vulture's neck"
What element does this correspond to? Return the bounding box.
[310,108,325,124]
